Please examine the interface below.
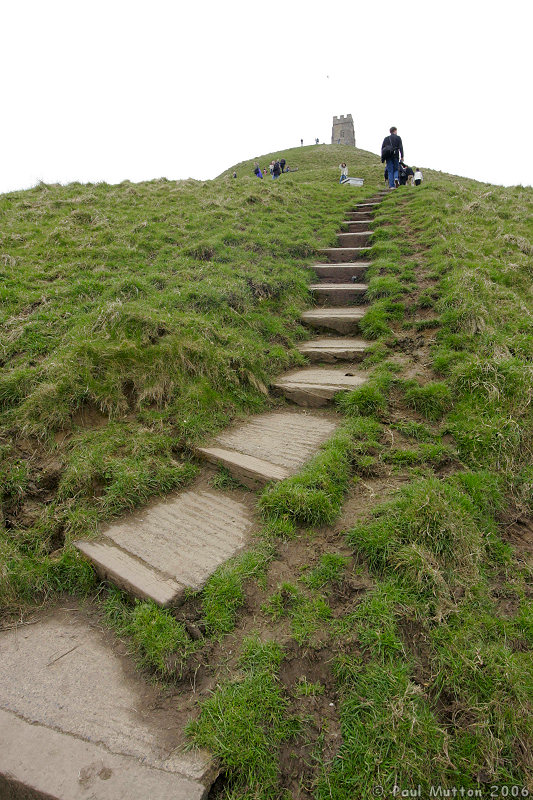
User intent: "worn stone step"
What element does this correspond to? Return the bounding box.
[306,263,368,282]
[198,447,289,489]
[75,480,254,606]
[76,540,185,607]
[196,410,338,488]
[318,246,371,263]
[354,202,381,209]
[298,337,368,363]
[337,231,373,247]
[345,211,373,221]
[301,306,366,334]
[272,367,366,407]
[0,611,215,799]
[310,283,368,305]
[342,221,374,232]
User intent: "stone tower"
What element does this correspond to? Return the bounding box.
[331,114,355,146]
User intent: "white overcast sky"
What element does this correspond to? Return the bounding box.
[1,0,531,193]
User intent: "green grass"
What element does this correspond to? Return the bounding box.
[2,145,533,796]
[259,423,355,526]
[186,635,300,799]
[201,542,274,636]
[103,588,199,678]
[0,144,383,612]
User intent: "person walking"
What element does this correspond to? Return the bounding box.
[339,162,348,183]
[414,168,423,186]
[280,157,286,173]
[272,159,281,179]
[253,163,263,179]
[381,126,404,189]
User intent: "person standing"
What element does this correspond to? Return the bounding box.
[339,162,348,183]
[414,168,423,186]
[253,163,263,178]
[272,159,281,179]
[280,157,286,173]
[300,139,303,146]
[381,126,404,189]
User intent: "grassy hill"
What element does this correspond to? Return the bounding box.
[1,144,532,796]
[0,145,381,608]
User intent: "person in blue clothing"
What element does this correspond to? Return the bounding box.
[253,163,263,178]
[381,126,404,189]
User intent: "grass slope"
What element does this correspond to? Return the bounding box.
[1,144,532,797]
[0,144,380,610]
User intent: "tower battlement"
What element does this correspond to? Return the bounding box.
[331,114,355,146]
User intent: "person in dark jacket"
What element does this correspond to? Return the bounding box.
[381,127,404,189]
[399,161,414,186]
[272,160,281,179]
[280,157,286,173]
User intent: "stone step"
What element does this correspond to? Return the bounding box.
[0,712,207,800]
[354,202,381,209]
[345,211,373,221]
[337,231,372,247]
[75,480,254,607]
[306,263,368,282]
[76,541,186,607]
[298,337,368,363]
[301,306,366,334]
[318,247,371,263]
[198,447,289,489]
[272,367,366,407]
[310,283,368,305]
[342,221,374,232]
[0,612,215,799]
[196,410,338,489]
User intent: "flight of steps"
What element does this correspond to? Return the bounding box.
[0,190,386,800]
[274,192,386,405]
[73,191,386,610]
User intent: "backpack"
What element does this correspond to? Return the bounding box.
[381,136,397,162]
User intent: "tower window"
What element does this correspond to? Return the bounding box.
[341,131,345,138]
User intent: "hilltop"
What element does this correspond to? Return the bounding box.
[0,145,532,797]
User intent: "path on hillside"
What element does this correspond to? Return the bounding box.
[0,190,387,799]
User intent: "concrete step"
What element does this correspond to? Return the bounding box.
[75,479,254,607]
[198,447,289,488]
[298,337,368,363]
[337,231,372,247]
[301,306,366,334]
[310,283,368,305]
[345,211,373,221]
[196,410,338,489]
[318,247,371,263]
[272,367,366,407]
[342,221,374,232]
[76,540,185,607]
[306,263,368,282]
[0,611,216,799]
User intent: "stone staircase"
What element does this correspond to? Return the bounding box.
[71,191,385,611]
[0,190,386,800]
